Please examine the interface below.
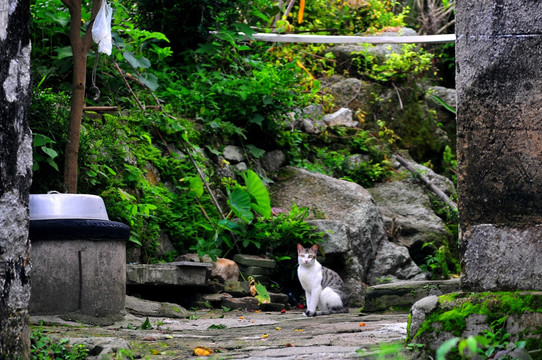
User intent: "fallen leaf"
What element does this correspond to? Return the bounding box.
[150,349,161,355]
[294,329,304,332]
[261,334,269,338]
[280,309,286,314]
[193,347,213,356]
[275,327,282,331]
[359,322,366,327]
[254,310,262,313]
[239,316,244,320]
[285,343,295,347]
[143,336,157,341]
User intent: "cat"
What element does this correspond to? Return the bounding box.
[297,243,349,317]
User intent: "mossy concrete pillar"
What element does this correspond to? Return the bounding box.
[456,1,542,291]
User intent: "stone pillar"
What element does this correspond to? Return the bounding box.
[456,1,542,291]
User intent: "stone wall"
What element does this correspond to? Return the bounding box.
[456,1,542,291]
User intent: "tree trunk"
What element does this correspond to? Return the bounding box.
[0,0,33,358]
[62,0,102,193]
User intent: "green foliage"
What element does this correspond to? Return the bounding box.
[29,88,70,192]
[31,326,87,360]
[435,318,529,360]
[353,43,434,83]
[287,0,408,35]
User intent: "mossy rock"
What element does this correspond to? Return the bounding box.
[407,291,542,355]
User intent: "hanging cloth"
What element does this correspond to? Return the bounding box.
[92,0,113,55]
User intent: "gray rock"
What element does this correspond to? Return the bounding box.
[260,150,285,173]
[365,280,458,312]
[223,145,245,162]
[234,162,247,171]
[368,180,451,250]
[221,296,260,311]
[323,108,358,127]
[408,295,439,339]
[67,337,131,357]
[366,240,426,285]
[125,295,188,318]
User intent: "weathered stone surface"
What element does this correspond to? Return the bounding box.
[238,265,273,276]
[368,173,453,265]
[366,240,426,286]
[223,145,245,163]
[233,254,276,268]
[461,225,542,291]
[224,280,251,297]
[32,307,409,359]
[323,108,357,127]
[328,78,372,111]
[125,295,188,318]
[30,238,126,317]
[269,292,289,304]
[260,150,285,173]
[456,0,542,291]
[364,279,459,312]
[126,262,211,287]
[221,296,260,311]
[259,303,287,312]
[408,292,542,353]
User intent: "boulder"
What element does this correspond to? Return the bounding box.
[323,108,358,127]
[270,167,424,306]
[328,78,373,112]
[366,240,426,286]
[211,258,239,283]
[368,157,455,266]
[223,145,245,163]
[260,150,285,173]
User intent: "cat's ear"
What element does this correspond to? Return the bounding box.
[297,243,304,252]
[310,244,318,253]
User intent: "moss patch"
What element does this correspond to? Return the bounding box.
[410,291,542,345]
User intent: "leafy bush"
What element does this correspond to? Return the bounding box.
[31,326,87,360]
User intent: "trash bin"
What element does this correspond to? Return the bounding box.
[29,193,129,317]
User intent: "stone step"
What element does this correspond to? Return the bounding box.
[126,261,212,287]
[233,254,276,268]
[364,278,460,312]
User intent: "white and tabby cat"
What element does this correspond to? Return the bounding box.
[297,243,349,317]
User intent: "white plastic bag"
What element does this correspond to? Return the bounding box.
[92,0,112,55]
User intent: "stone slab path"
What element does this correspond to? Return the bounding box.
[32,305,409,359]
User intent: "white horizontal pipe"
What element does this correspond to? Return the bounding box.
[250,33,456,44]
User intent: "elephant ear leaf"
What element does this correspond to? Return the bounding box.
[242,170,271,218]
[228,187,254,223]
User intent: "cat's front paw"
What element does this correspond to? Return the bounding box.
[304,310,317,317]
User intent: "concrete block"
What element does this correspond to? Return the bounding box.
[126,262,211,287]
[233,254,276,268]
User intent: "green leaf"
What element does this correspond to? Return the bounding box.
[254,282,270,304]
[140,317,152,330]
[436,337,460,360]
[249,113,264,126]
[137,73,159,91]
[218,219,247,235]
[123,51,151,69]
[55,46,72,59]
[41,146,58,159]
[188,176,204,198]
[246,144,265,159]
[242,170,271,218]
[228,188,254,223]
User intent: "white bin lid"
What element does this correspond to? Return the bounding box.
[29,193,109,221]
